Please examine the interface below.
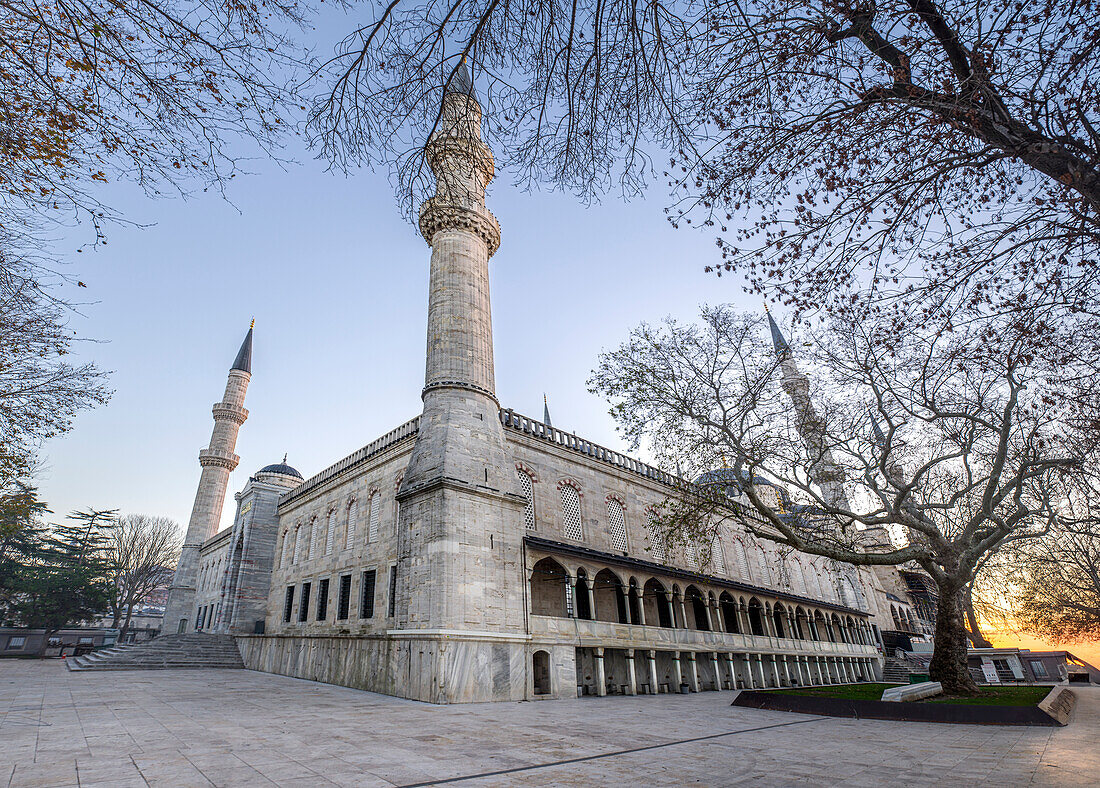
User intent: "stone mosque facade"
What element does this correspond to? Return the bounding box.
[165,67,929,703]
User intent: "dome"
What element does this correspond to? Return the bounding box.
[257,462,303,480]
[694,467,774,492]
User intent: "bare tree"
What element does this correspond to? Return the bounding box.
[106,515,181,638]
[589,306,1091,694]
[312,0,1100,327]
[1,0,308,243]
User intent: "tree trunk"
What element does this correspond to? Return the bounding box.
[963,585,992,648]
[929,582,980,695]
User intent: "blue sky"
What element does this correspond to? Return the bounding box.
[37,128,756,531]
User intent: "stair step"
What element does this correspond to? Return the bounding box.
[66,633,243,672]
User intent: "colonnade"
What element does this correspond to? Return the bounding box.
[584,647,879,697]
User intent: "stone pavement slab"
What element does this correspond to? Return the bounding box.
[0,662,1095,787]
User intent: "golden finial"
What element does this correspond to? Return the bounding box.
[250,317,255,330]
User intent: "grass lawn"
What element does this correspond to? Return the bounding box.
[768,683,1050,706]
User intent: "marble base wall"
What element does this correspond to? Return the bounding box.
[237,634,566,703]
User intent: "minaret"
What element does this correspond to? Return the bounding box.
[394,62,527,702]
[162,324,253,634]
[766,309,851,512]
[766,309,867,609]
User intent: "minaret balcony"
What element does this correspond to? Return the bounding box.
[199,447,240,470]
[418,197,501,255]
[211,403,248,424]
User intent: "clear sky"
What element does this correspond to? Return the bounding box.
[37,127,749,533]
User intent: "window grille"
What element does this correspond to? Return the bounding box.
[292,525,302,564]
[368,492,381,542]
[317,578,330,621]
[560,484,582,540]
[304,520,315,560]
[607,499,628,552]
[283,587,294,622]
[519,471,535,531]
[684,543,699,569]
[345,500,358,549]
[790,561,806,594]
[298,583,311,622]
[360,570,376,618]
[279,532,290,569]
[733,540,752,581]
[325,510,336,556]
[337,575,351,620]
[711,535,727,574]
[646,513,668,563]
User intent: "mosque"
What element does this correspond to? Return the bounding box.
[160,65,932,703]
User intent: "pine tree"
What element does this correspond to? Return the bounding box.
[6,508,117,655]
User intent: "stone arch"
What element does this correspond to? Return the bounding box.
[574,568,593,620]
[773,602,788,638]
[813,610,828,640]
[684,585,710,631]
[627,577,642,623]
[531,558,569,617]
[532,650,551,695]
[643,577,672,628]
[514,461,540,482]
[593,568,627,623]
[794,606,809,640]
[719,591,739,633]
[747,597,766,636]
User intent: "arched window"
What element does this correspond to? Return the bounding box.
[280,531,291,568]
[646,511,668,563]
[790,561,807,595]
[345,499,358,549]
[755,546,773,585]
[710,534,727,574]
[606,497,628,552]
[367,492,381,542]
[684,543,699,569]
[325,509,336,555]
[292,524,303,564]
[733,539,752,581]
[518,470,536,531]
[560,482,582,540]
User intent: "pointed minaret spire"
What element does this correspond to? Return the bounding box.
[231,321,253,373]
[869,409,887,447]
[765,306,791,360]
[162,325,253,634]
[543,393,552,427]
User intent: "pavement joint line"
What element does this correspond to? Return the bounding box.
[395,717,824,787]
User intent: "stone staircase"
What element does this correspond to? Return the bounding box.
[66,633,244,671]
[881,656,911,684]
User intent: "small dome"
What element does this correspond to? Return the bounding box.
[257,462,303,480]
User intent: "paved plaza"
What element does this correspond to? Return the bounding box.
[1,663,1096,787]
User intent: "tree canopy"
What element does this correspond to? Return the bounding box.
[313,0,1100,328]
[589,306,1095,692]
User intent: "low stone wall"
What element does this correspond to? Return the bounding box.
[733,690,1069,726]
[236,633,541,704]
